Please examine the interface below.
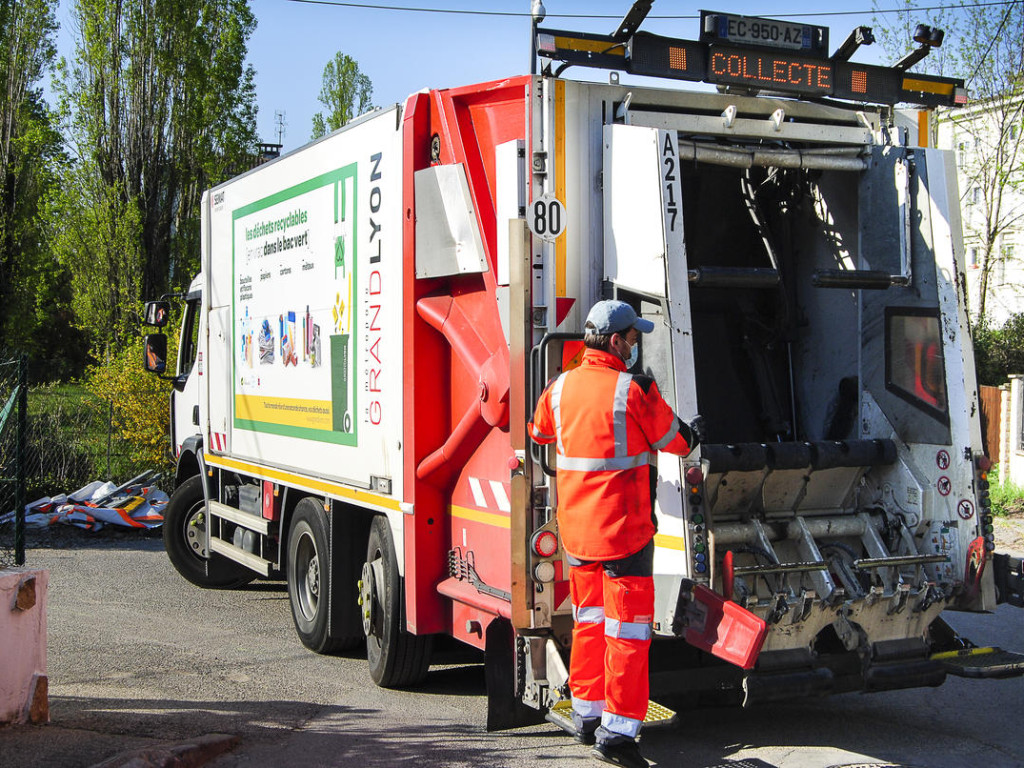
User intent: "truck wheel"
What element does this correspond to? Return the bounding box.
[163,475,254,589]
[287,498,363,653]
[362,515,433,687]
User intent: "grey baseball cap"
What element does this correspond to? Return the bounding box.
[584,300,655,335]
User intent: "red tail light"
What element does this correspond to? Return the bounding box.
[532,530,558,558]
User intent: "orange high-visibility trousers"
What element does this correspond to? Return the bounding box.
[568,544,654,739]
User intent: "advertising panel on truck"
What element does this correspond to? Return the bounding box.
[205,107,405,495]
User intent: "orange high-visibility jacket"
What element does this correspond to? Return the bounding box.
[529,348,694,560]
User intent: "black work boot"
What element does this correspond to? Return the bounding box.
[571,713,600,745]
[590,736,650,768]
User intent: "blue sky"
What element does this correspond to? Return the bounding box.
[50,1,950,153]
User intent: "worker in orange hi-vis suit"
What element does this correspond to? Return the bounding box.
[529,300,704,768]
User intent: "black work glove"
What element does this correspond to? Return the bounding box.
[680,415,706,448]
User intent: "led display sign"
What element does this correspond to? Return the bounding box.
[833,62,900,104]
[630,33,707,82]
[832,62,967,107]
[539,28,967,108]
[706,46,833,95]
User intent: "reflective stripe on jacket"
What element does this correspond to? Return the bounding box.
[528,347,693,560]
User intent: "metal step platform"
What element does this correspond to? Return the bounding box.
[931,647,1024,679]
[545,698,677,736]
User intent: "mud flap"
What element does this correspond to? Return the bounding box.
[484,619,546,731]
[993,553,1023,607]
[205,556,247,582]
[328,508,370,643]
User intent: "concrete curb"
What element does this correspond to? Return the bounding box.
[88,733,240,768]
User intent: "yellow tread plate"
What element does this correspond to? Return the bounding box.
[550,698,677,727]
[929,646,996,661]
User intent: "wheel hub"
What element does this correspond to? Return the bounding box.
[185,508,208,558]
[294,531,320,621]
[360,558,385,637]
[306,555,320,598]
[360,561,375,636]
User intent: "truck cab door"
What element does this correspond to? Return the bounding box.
[173,289,203,455]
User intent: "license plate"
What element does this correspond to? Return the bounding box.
[705,12,816,52]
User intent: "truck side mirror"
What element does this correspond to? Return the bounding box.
[144,333,168,374]
[144,300,171,328]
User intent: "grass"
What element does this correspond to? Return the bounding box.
[21,383,146,500]
[987,465,1024,517]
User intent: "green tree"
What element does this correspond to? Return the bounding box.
[973,312,1024,387]
[42,166,145,352]
[311,52,373,139]
[0,0,78,376]
[875,1,1024,326]
[0,91,90,380]
[49,0,259,350]
[0,0,56,197]
[85,316,180,475]
[872,1,955,77]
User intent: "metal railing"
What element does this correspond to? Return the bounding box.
[0,355,27,567]
[1,356,159,562]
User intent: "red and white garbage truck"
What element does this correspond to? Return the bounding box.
[144,4,1023,729]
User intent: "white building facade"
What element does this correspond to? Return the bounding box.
[935,95,1024,327]
[998,377,1024,487]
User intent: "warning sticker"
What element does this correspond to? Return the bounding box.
[957,499,975,520]
[937,476,952,496]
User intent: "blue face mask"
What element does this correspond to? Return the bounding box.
[624,339,638,369]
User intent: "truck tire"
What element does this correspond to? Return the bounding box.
[163,475,254,589]
[362,515,433,687]
[286,498,363,653]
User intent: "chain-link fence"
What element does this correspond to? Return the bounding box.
[24,387,150,503]
[1,355,158,562]
[1,355,27,567]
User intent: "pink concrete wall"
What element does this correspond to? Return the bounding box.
[0,568,49,724]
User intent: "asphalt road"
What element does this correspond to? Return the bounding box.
[3,532,1023,768]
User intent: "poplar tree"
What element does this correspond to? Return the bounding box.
[311,52,373,139]
[51,0,259,348]
[0,0,61,359]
